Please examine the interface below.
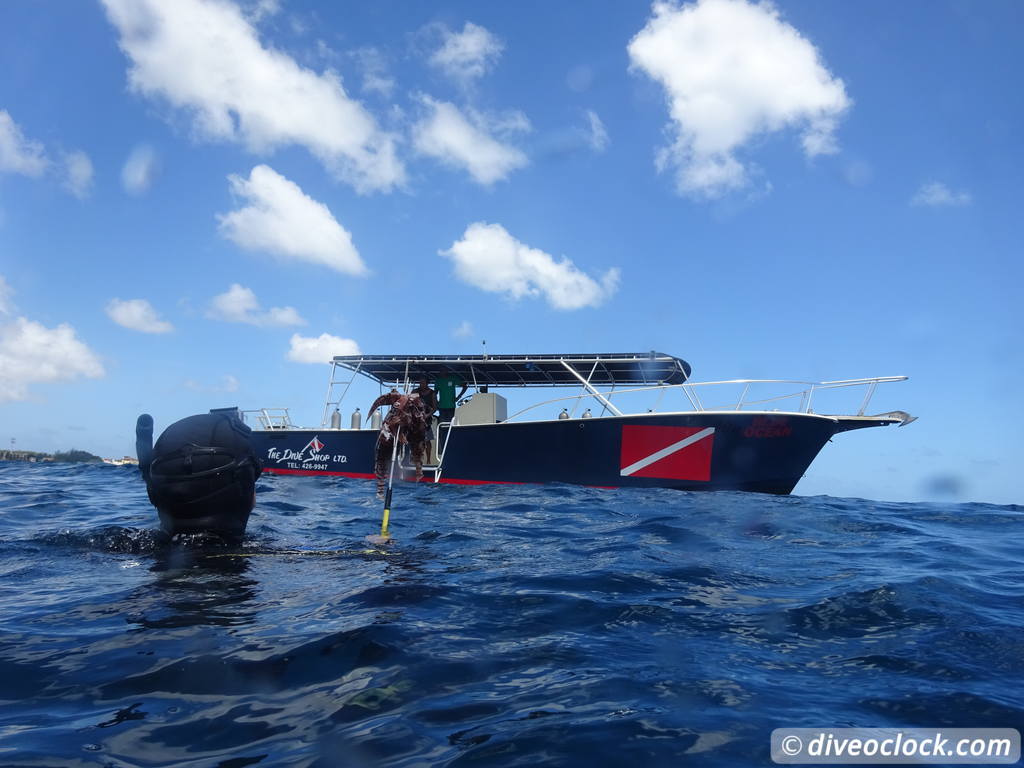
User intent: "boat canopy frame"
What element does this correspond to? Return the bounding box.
[328,352,692,389]
[307,353,909,430]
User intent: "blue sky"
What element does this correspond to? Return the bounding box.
[0,0,1020,504]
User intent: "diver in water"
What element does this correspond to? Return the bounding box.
[136,411,261,542]
[367,390,430,496]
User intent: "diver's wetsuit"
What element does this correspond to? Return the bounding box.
[368,393,431,494]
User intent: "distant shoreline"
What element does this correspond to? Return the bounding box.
[0,449,133,465]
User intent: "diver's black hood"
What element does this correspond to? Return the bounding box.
[146,413,261,540]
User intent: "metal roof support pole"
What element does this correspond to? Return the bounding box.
[570,359,599,418]
[598,384,615,417]
[335,359,361,423]
[560,360,623,417]
[682,385,701,411]
[737,382,750,411]
[320,361,337,428]
[652,385,667,413]
[321,359,362,428]
[857,380,877,416]
[806,384,817,414]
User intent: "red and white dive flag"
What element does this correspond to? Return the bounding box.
[303,436,325,454]
[619,425,715,482]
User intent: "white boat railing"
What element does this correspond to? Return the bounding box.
[241,407,295,430]
[503,376,908,423]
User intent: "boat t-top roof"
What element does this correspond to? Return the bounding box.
[331,352,692,388]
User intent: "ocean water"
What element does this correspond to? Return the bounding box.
[0,463,1021,767]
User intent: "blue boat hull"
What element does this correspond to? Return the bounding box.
[252,412,850,494]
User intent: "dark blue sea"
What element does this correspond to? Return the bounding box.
[0,463,1021,767]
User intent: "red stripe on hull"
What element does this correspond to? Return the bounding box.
[265,468,376,479]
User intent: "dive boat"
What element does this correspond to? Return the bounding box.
[241,353,914,494]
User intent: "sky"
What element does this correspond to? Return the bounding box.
[0,0,1021,504]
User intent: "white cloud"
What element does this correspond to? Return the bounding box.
[453,320,473,338]
[911,181,971,207]
[0,111,48,177]
[122,144,159,195]
[207,283,306,327]
[0,115,92,196]
[218,165,367,275]
[628,0,851,198]
[63,150,95,199]
[441,222,619,310]
[106,298,174,333]
[352,47,395,97]
[0,275,104,401]
[429,22,504,83]
[0,317,104,403]
[412,97,529,185]
[243,0,279,22]
[585,110,610,153]
[287,332,360,363]
[101,0,404,192]
[264,306,305,326]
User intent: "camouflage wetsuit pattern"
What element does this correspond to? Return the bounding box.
[368,392,431,494]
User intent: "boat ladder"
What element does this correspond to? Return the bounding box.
[432,418,455,483]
